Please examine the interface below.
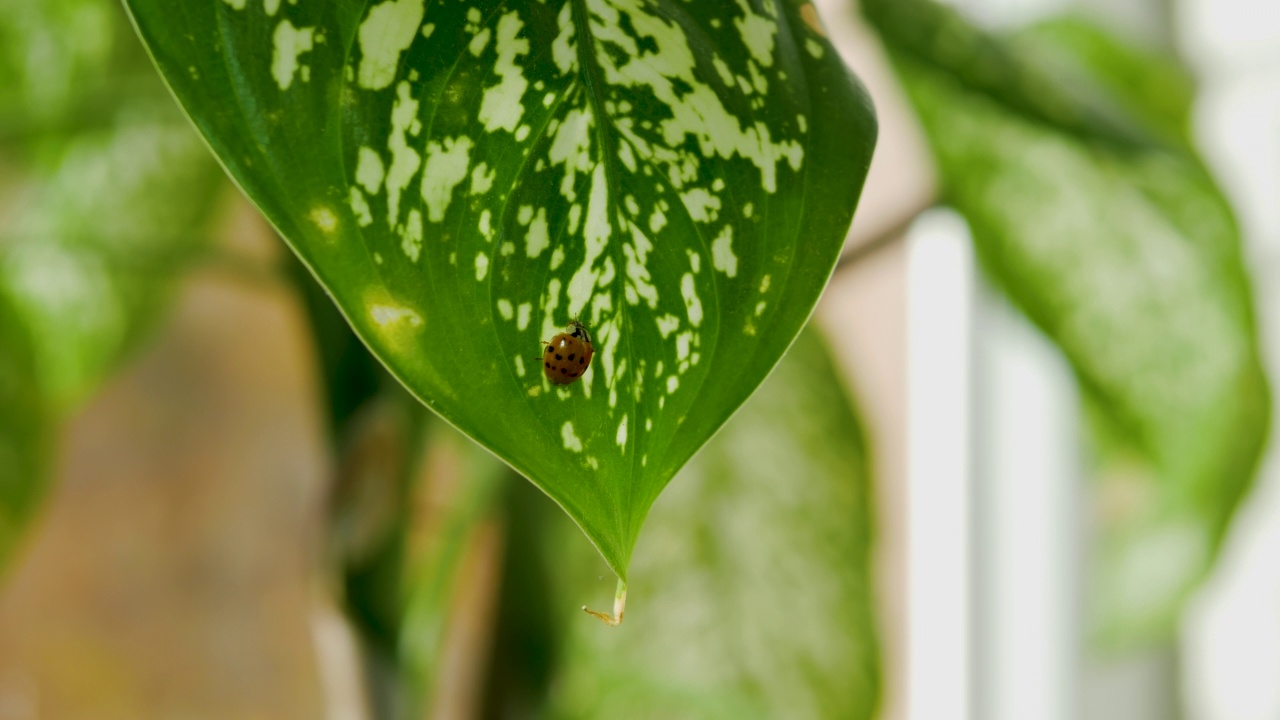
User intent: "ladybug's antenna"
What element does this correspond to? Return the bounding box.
[582,578,626,627]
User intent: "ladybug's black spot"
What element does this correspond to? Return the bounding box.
[555,354,563,361]
[544,362,550,368]
[561,367,569,374]
[579,356,586,365]
[568,353,575,361]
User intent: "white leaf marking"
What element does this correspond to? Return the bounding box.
[478,12,530,133]
[420,136,473,222]
[711,225,739,277]
[357,0,425,90]
[562,421,583,452]
[681,273,703,326]
[271,21,314,90]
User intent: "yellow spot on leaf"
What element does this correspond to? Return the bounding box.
[370,303,423,327]
[310,206,338,233]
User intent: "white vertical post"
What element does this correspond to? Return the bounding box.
[906,209,976,720]
[975,296,1079,720]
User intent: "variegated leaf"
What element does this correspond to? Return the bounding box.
[123,0,876,579]
[865,0,1270,645]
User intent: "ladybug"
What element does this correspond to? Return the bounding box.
[543,320,594,385]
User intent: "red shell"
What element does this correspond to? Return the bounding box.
[543,321,594,385]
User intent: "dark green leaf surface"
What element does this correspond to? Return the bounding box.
[541,327,879,718]
[123,0,877,577]
[867,3,1270,645]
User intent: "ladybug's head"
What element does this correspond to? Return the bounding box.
[567,319,591,343]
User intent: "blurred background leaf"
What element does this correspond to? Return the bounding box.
[304,260,513,720]
[2,119,225,409]
[484,326,880,719]
[859,0,1154,152]
[863,0,1270,647]
[0,0,128,139]
[0,0,227,574]
[326,404,509,720]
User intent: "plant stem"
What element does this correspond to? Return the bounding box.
[581,578,627,627]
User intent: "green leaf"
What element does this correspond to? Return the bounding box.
[860,0,1153,152]
[538,326,879,717]
[1005,17,1195,148]
[866,3,1270,645]
[122,0,877,579]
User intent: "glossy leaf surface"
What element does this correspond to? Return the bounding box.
[123,0,877,577]
[866,1,1270,645]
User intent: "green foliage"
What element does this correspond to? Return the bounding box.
[1008,18,1194,148]
[0,0,226,574]
[865,0,1270,646]
[860,0,1151,152]
[122,0,878,579]
[2,119,225,409]
[540,327,879,718]
[0,0,134,136]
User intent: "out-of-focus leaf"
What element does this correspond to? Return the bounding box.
[865,1,1270,646]
[0,0,115,134]
[860,0,1152,152]
[397,425,506,717]
[327,392,507,720]
[0,0,227,574]
[0,289,51,572]
[1007,18,1194,148]
[122,0,878,581]
[540,327,879,719]
[1,115,225,409]
[0,0,166,144]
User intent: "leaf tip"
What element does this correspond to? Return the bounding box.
[581,579,627,627]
